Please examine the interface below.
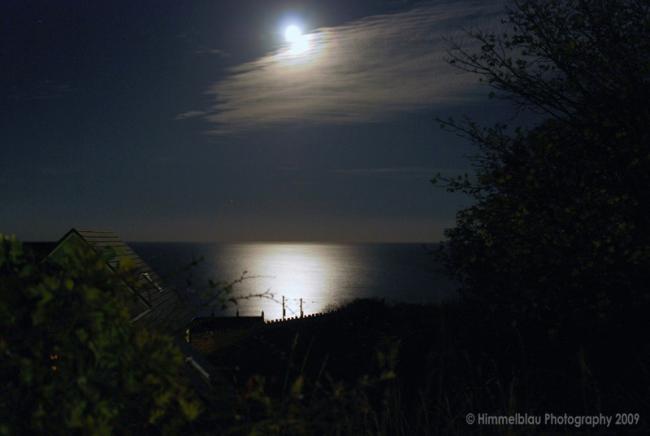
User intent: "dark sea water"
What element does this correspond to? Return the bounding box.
[130,243,457,320]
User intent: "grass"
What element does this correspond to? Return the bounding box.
[188,298,650,434]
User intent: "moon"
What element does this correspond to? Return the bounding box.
[284,25,302,43]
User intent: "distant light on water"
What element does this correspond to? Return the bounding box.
[237,244,339,319]
[131,242,455,321]
[221,243,453,320]
[234,244,334,319]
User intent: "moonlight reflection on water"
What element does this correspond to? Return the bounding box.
[132,243,455,320]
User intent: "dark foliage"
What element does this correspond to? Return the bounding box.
[0,236,201,435]
[201,299,650,435]
[435,0,650,330]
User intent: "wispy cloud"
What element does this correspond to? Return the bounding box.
[185,0,504,133]
[194,47,230,57]
[174,110,207,120]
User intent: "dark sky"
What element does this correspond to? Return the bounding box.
[1,0,510,242]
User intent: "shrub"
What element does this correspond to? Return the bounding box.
[0,235,201,435]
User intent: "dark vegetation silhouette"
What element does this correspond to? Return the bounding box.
[429,0,650,430]
[434,0,650,331]
[2,0,650,434]
[0,236,202,435]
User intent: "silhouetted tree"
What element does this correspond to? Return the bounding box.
[436,0,650,329]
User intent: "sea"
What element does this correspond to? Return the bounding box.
[130,243,457,321]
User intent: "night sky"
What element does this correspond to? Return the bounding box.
[1,0,511,242]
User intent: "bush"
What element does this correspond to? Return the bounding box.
[0,235,201,435]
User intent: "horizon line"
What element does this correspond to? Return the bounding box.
[23,238,445,245]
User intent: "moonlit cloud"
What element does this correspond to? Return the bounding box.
[194,48,230,57]
[194,0,504,133]
[174,110,207,120]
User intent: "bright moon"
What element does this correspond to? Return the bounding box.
[284,25,302,43]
